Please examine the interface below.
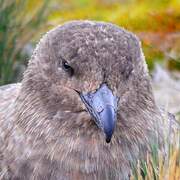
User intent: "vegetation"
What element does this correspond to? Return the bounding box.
[0,0,179,179]
[131,126,180,180]
[0,0,50,85]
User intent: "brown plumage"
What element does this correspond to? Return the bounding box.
[0,21,178,180]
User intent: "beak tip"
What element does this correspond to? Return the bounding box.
[104,129,114,143]
[106,137,111,143]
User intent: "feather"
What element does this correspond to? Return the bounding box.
[0,21,179,180]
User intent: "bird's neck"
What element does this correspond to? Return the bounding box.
[14,83,163,178]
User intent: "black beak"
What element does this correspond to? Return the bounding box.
[79,83,119,143]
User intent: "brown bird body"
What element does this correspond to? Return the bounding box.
[0,21,178,180]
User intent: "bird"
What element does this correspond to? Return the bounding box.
[0,20,179,180]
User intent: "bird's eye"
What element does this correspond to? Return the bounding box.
[62,60,74,77]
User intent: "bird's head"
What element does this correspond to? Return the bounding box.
[17,21,158,146]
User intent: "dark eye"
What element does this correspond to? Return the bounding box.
[62,60,74,77]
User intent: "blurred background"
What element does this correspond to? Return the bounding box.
[0,0,180,118]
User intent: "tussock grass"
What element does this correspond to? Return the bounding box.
[131,123,180,180]
[131,145,180,180]
[0,0,50,85]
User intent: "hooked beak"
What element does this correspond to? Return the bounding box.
[78,83,119,143]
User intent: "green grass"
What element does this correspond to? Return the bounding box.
[131,120,180,180]
[0,0,50,85]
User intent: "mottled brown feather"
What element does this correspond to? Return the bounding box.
[0,21,178,180]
